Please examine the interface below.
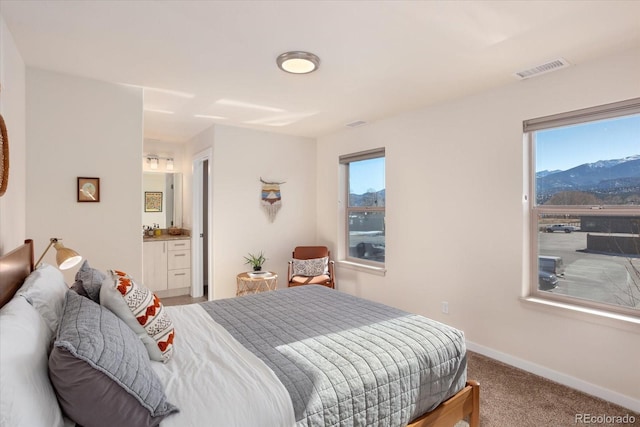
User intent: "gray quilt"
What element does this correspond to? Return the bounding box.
[200,285,466,427]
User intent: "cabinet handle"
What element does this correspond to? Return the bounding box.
[173,273,186,276]
[174,243,186,247]
[173,254,186,257]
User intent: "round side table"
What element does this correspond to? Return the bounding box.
[236,272,277,296]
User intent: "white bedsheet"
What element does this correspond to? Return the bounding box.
[153,304,295,427]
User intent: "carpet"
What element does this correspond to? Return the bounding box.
[459,351,639,427]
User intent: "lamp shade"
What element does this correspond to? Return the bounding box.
[54,242,82,270]
[35,238,83,271]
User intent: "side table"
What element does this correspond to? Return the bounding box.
[236,271,278,296]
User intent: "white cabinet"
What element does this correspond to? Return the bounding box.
[143,238,191,294]
[143,240,167,292]
[167,240,191,289]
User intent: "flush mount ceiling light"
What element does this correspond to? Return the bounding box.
[276,51,320,74]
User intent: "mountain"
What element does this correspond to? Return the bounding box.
[349,189,386,207]
[536,155,640,203]
[536,169,562,178]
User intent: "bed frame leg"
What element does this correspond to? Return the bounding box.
[467,380,480,427]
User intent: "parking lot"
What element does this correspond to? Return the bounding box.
[539,231,640,308]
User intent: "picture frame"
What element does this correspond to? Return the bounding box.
[145,191,163,212]
[77,177,100,202]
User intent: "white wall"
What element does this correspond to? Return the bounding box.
[25,68,143,283]
[317,48,640,410]
[185,124,318,299]
[0,15,26,254]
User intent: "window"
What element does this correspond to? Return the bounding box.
[340,148,385,266]
[526,98,640,318]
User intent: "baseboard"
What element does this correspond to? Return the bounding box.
[465,341,640,413]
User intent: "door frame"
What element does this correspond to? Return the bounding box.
[191,147,213,299]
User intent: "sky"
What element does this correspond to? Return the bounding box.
[350,157,385,194]
[348,114,637,193]
[536,114,639,172]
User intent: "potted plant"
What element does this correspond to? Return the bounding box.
[244,251,266,271]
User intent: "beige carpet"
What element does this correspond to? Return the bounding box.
[461,351,639,427]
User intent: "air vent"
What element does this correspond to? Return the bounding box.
[514,58,570,80]
[345,120,367,128]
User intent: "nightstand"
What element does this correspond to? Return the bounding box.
[236,272,277,296]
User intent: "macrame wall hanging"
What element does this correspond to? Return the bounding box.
[260,177,285,222]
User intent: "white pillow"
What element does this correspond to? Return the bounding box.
[18,264,68,340]
[0,296,65,427]
[292,257,329,277]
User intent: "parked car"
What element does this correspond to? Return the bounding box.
[545,224,579,233]
[539,255,565,276]
[538,270,559,290]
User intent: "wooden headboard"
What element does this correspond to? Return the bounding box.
[0,239,35,308]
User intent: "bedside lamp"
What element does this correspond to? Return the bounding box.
[35,238,82,270]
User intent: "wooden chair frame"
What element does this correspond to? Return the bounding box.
[287,246,335,289]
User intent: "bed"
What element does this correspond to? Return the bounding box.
[0,239,479,427]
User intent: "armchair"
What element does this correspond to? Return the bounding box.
[287,246,335,289]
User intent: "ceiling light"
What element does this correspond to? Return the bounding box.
[276,51,320,74]
[166,158,174,171]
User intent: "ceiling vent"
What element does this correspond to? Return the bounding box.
[345,120,367,128]
[514,58,570,80]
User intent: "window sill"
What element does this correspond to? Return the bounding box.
[520,296,640,331]
[336,260,386,276]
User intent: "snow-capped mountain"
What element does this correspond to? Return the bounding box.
[536,155,640,200]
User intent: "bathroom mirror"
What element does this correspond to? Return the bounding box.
[142,172,183,228]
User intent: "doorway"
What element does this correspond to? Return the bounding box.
[191,148,213,299]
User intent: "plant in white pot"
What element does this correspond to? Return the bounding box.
[244,251,266,271]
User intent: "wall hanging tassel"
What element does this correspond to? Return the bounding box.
[260,177,285,222]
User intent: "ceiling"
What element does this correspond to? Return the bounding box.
[2,1,639,142]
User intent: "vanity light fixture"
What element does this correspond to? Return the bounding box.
[276,51,320,74]
[148,156,159,170]
[146,155,175,171]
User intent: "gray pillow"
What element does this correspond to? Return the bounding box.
[69,280,89,298]
[74,260,105,303]
[49,291,178,427]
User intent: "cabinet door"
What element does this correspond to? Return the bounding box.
[143,241,168,291]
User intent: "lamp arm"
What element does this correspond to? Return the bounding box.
[35,238,58,269]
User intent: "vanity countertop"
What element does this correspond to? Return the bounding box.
[143,234,191,242]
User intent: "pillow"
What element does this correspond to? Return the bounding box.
[0,296,65,427]
[69,280,89,298]
[100,270,175,363]
[18,263,68,339]
[292,256,329,277]
[49,291,179,427]
[74,259,106,303]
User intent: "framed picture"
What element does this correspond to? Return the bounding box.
[77,177,100,202]
[145,191,163,212]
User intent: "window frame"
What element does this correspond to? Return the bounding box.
[526,98,640,319]
[340,148,386,269]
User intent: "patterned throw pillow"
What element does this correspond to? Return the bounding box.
[292,257,329,277]
[100,270,175,363]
